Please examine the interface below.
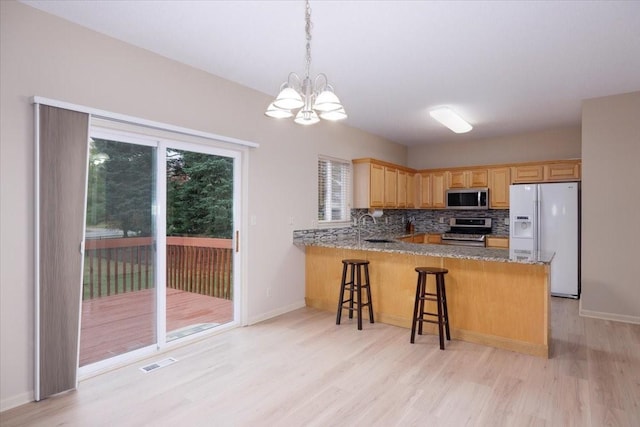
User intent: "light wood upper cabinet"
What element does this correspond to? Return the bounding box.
[432,172,447,209]
[384,166,398,207]
[470,169,489,187]
[370,163,385,207]
[419,172,433,208]
[544,161,581,181]
[397,169,407,208]
[448,170,467,189]
[488,167,511,209]
[353,159,411,209]
[447,169,488,189]
[511,164,544,183]
[419,171,447,209]
[353,160,384,208]
[355,158,580,210]
[406,172,417,208]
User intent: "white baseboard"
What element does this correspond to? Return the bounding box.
[247,300,306,325]
[1,390,33,413]
[579,303,640,325]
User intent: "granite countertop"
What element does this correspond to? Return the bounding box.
[293,231,553,265]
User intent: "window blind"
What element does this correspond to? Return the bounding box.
[318,156,351,222]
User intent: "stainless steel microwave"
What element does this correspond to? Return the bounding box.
[445,188,489,210]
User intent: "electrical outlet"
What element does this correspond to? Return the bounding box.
[439,217,445,224]
[504,218,509,225]
[288,216,295,225]
[266,287,272,297]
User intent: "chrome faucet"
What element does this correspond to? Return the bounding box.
[353,212,377,245]
[356,212,377,225]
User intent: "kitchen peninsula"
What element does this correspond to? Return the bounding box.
[294,230,553,357]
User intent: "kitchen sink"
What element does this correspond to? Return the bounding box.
[364,238,394,243]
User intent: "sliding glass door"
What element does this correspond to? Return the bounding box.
[165,147,235,341]
[80,130,239,368]
[81,135,157,366]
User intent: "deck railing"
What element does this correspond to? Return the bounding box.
[83,236,233,301]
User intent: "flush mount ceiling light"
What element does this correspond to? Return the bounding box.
[429,107,473,133]
[264,0,346,125]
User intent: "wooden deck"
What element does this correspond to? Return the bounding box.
[80,288,232,366]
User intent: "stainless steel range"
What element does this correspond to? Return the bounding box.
[441,218,492,247]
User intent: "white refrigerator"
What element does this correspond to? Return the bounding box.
[509,182,580,298]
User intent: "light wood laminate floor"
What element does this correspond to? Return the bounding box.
[2,298,639,426]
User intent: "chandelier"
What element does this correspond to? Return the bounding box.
[265,0,346,125]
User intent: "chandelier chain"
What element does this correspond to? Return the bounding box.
[305,0,312,79]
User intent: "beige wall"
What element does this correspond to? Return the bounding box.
[581,91,640,322]
[0,1,406,409]
[407,126,581,169]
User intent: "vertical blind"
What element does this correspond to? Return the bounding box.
[318,156,351,222]
[36,105,89,400]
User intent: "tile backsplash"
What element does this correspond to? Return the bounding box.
[351,208,510,236]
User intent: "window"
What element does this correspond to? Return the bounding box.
[318,156,351,223]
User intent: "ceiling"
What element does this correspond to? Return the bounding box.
[21,1,640,147]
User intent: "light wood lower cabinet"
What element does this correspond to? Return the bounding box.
[425,234,442,244]
[486,236,509,248]
[305,246,549,357]
[399,233,441,244]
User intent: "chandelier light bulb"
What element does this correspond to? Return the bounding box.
[294,109,320,125]
[273,87,304,110]
[313,90,342,112]
[265,102,293,119]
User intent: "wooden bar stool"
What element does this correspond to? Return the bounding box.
[336,259,374,330]
[410,267,450,350]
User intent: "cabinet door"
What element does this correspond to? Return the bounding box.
[370,163,385,207]
[419,173,432,208]
[448,171,467,188]
[432,172,447,208]
[486,237,509,248]
[384,166,398,207]
[406,173,416,208]
[426,234,442,244]
[469,169,489,187]
[488,167,510,209]
[544,162,580,181]
[397,169,407,208]
[511,165,544,183]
